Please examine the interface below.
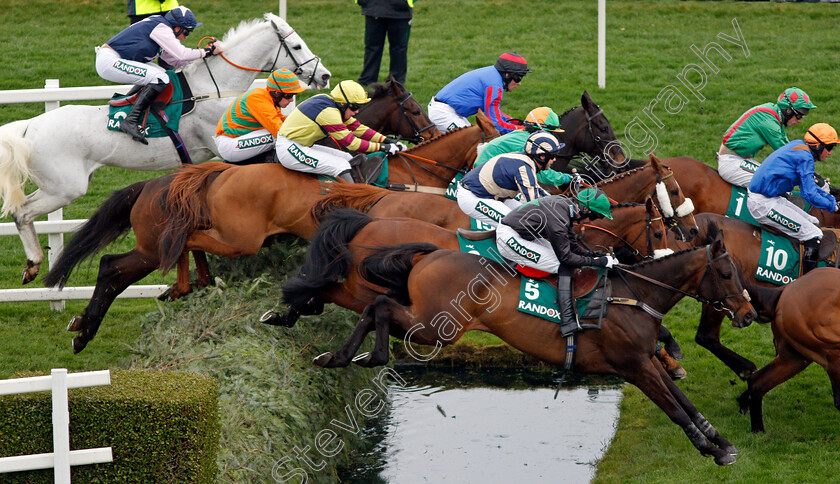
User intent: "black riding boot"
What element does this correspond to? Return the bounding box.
[119,81,166,145]
[557,272,580,337]
[802,238,821,274]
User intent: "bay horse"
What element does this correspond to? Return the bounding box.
[42,119,499,353]
[0,13,332,284]
[327,76,440,148]
[663,212,840,380]
[271,198,669,326]
[313,226,756,465]
[313,154,698,240]
[736,268,840,433]
[663,156,840,227]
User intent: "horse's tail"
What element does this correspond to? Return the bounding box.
[310,183,391,222]
[158,162,234,273]
[43,180,147,288]
[282,208,376,309]
[358,242,440,306]
[0,120,33,217]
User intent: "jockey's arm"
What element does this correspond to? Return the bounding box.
[483,86,518,135]
[150,23,205,68]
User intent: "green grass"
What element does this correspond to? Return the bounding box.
[2,0,840,481]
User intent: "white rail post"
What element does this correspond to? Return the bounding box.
[51,369,71,483]
[279,0,287,20]
[598,0,606,89]
[44,79,66,311]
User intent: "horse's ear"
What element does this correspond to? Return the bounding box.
[645,195,654,213]
[648,153,660,168]
[270,19,279,32]
[581,91,593,111]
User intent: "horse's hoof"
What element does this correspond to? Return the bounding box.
[156,287,172,301]
[21,262,39,285]
[260,310,280,325]
[714,453,736,466]
[668,367,688,381]
[313,352,334,367]
[66,316,83,332]
[723,444,739,456]
[351,352,371,364]
[72,337,86,354]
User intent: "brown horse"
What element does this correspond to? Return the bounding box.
[663,156,840,227]
[309,225,755,465]
[355,77,440,145]
[736,268,840,432]
[313,154,699,240]
[662,212,839,380]
[42,119,498,353]
[270,198,668,326]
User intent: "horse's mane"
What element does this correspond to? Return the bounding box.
[368,82,397,100]
[405,124,474,151]
[596,164,649,187]
[610,202,644,209]
[627,244,704,269]
[310,183,391,221]
[181,14,277,75]
[558,105,581,119]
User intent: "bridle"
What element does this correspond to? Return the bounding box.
[579,203,668,261]
[392,91,437,144]
[613,246,752,320]
[210,26,323,95]
[654,170,695,236]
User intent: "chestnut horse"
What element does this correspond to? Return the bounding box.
[313,154,698,240]
[312,226,756,465]
[43,116,496,353]
[663,156,840,227]
[736,268,840,432]
[270,198,669,326]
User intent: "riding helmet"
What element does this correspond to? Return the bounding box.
[165,6,202,30]
[576,188,613,220]
[494,52,532,74]
[329,80,371,105]
[267,69,306,94]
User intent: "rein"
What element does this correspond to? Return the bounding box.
[611,246,750,320]
[579,204,667,260]
[392,91,436,144]
[199,26,323,101]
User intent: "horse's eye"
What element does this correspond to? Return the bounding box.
[293,45,302,50]
[653,233,663,239]
[721,271,732,280]
[671,189,679,196]
[600,126,608,133]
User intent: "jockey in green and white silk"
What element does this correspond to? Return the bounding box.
[718,87,815,188]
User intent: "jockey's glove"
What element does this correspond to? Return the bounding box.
[382,143,406,155]
[203,43,220,57]
[601,255,620,269]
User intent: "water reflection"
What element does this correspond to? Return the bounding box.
[344,367,622,483]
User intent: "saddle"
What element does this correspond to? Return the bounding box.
[350,153,388,185]
[107,71,196,114]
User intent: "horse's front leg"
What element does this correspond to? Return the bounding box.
[158,252,193,301]
[621,356,736,466]
[192,251,212,287]
[695,304,757,380]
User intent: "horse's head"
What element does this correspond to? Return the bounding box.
[588,196,671,262]
[362,77,439,144]
[650,153,698,241]
[475,110,501,144]
[697,223,757,328]
[267,14,331,89]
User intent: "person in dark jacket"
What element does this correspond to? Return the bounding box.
[96,6,221,144]
[497,188,619,336]
[356,0,414,86]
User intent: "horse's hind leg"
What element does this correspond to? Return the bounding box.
[354,294,406,368]
[69,249,158,353]
[158,252,193,301]
[192,251,212,287]
[695,304,756,380]
[622,357,735,465]
[827,352,840,411]
[737,339,810,433]
[313,304,377,368]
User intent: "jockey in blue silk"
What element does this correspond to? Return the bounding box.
[96,6,222,144]
[456,131,558,227]
[428,52,531,134]
[747,122,840,274]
